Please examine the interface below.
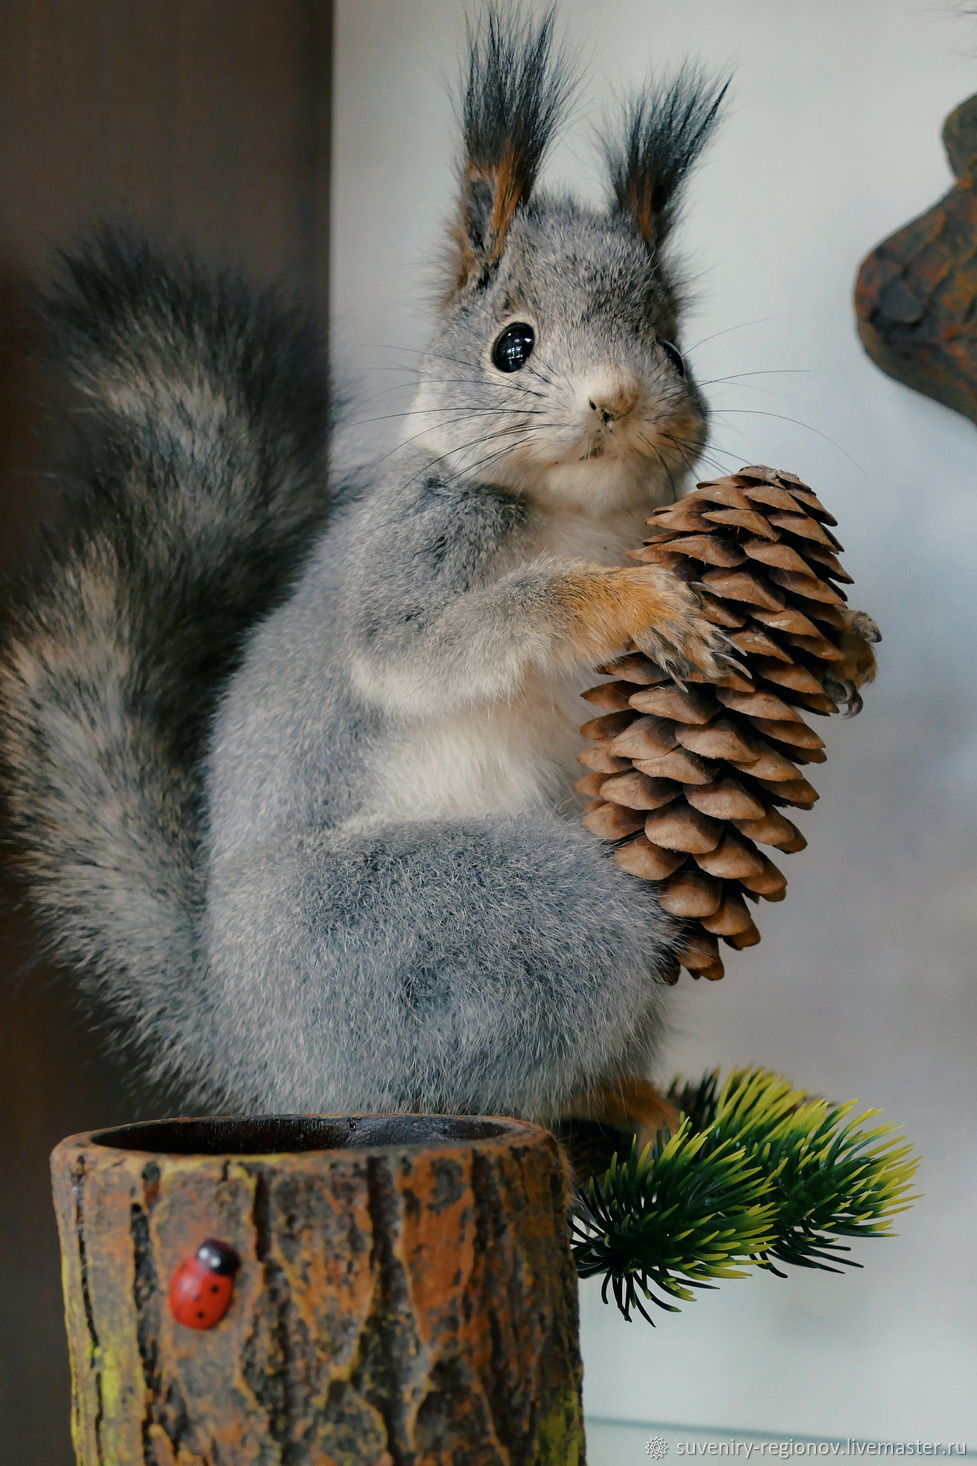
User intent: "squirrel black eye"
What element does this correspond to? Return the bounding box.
[660,340,686,377]
[492,322,535,372]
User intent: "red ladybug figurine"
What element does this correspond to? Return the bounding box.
[169,1239,240,1329]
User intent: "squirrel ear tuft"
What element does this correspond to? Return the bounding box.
[603,67,729,251]
[449,5,576,295]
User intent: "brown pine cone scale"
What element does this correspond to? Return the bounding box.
[578,466,875,982]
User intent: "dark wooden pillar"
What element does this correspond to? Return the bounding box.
[0,7,333,1462]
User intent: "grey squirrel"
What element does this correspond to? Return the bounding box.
[0,11,873,1139]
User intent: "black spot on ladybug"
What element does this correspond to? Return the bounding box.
[169,1238,240,1328]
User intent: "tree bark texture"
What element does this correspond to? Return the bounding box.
[50,1114,585,1466]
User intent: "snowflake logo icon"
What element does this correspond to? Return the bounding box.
[646,1438,669,1460]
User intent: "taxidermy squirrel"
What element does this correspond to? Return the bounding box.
[1,10,873,1145]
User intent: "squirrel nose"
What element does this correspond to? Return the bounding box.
[588,382,640,424]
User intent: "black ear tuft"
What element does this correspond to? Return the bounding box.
[603,66,729,250]
[451,4,576,293]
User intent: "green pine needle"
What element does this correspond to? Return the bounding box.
[571,1067,920,1321]
[682,1069,921,1274]
[570,1119,776,1321]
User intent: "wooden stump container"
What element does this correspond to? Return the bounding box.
[50,1113,585,1465]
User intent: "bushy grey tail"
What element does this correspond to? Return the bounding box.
[0,230,333,1083]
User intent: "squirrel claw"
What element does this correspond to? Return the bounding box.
[824,674,863,717]
[661,662,689,691]
[716,651,752,680]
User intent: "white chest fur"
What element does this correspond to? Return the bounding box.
[352,495,654,828]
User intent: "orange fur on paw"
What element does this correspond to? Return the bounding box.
[825,608,880,714]
[560,564,724,678]
[837,608,880,686]
[555,1075,679,1150]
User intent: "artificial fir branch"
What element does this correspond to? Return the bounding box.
[571,1068,919,1321]
[569,1120,775,1321]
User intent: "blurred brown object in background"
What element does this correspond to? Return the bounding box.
[855,93,977,426]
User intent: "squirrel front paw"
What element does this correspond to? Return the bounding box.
[824,607,880,715]
[623,566,732,682]
[563,564,731,681]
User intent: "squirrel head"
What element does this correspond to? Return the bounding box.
[410,7,728,515]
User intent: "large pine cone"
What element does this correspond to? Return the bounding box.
[577,466,877,982]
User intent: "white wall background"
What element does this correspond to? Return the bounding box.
[332,0,977,1444]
